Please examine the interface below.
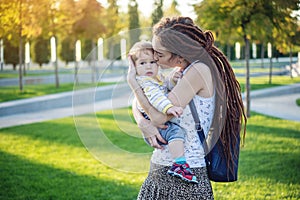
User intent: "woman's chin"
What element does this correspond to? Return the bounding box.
[159,65,170,69]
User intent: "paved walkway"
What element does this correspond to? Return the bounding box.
[250,93,300,121]
[0,83,299,129]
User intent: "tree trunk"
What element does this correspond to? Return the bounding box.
[244,35,250,117]
[18,0,23,92]
[226,43,231,61]
[91,42,96,83]
[289,44,293,78]
[0,39,3,71]
[261,42,264,68]
[54,36,59,88]
[269,57,273,84]
[23,62,26,76]
[19,37,23,92]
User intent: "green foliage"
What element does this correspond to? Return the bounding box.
[128,0,141,48]
[60,37,75,65]
[81,39,93,61]
[32,36,50,67]
[152,0,163,26]
[0,109,299,199]
[296,98,300,107]
[194,0,300,54]
[105,0,123,37]
[3,39,20,70]
[73,0,105,41]
[104,0,124,60]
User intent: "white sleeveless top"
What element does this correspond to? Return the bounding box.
[151,94,215,167]
[150,65,215,168]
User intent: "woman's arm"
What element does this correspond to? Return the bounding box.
[132,98,167,149]
[168,62,213,107]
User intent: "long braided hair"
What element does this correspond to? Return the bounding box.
[153,16,247,172]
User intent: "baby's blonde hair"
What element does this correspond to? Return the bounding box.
[128,41,154,65]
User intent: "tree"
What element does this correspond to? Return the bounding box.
[58,0,78,64]
[0,0,41,91]
[164,0,180,17]
[73,0,105,43]
[73,0,106,83]
[272,6,300,76]
[194,0,300,117]
[152,0,163,26]
[104,0,124,60]
[32,36,50,67]
[128,0,141,48]
[3,40,20,70]
[60,37,75,65]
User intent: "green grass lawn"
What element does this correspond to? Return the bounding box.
[237,76,300,92]
[0,108,299,199]
[0,70,72,79]
[0,82,115,102]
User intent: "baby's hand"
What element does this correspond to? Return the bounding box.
[166,106,183,118]
[172,69,183,84]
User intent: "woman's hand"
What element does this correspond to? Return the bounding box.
[127,55,137,87]
[138,118,167,149]
[132,99,167,149]
[171,68,183,84]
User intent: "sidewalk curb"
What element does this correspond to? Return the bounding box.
[242,83,300,99]
[0,83,129,116]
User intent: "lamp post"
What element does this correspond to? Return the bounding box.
[74,40,81,84]
[51,36,59,88]
[97,38,103,61]
[25,42,30,71]
[235,42,241,60]
[252,42,257,59]
[268,42,272,84]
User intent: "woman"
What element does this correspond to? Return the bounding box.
[127,16,246,200]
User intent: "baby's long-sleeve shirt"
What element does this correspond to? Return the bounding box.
[136,75,173,114]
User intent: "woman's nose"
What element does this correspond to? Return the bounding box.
[153,52,159,61]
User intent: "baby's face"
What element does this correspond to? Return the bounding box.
[135,51,159,78]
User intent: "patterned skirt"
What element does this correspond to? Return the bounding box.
[137,163,214,200]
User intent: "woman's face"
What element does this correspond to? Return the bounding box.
[152,36,178,69]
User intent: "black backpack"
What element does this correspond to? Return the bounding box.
[189,100,239,182]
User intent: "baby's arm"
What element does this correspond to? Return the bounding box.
[138,77,174,114]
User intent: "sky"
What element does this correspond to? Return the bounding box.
[98,0,202,20]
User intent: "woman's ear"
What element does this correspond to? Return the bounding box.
[177,56,186,65]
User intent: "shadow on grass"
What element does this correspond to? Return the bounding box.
[239,112,300,185]
[0,150,140,200]
[0,114,151,155]
[0,119,83,148]
[246,123,300,139]
[239,150,300,185]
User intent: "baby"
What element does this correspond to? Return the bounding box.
[128,41,198,183]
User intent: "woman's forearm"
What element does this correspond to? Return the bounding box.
[132,98,163,138]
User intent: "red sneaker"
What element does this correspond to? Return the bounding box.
[167,162,198,183]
